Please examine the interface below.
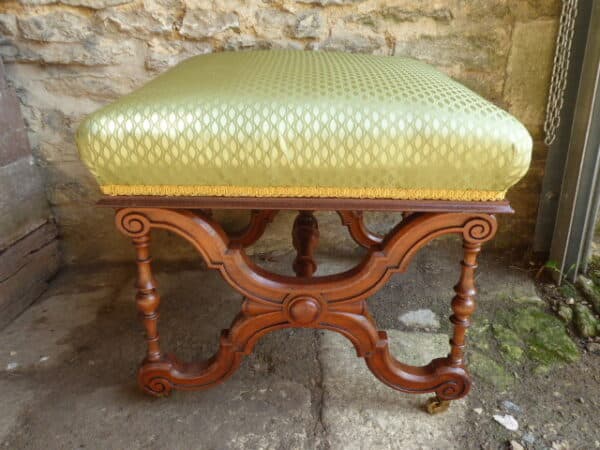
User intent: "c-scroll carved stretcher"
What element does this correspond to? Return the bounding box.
[105,198,504,411]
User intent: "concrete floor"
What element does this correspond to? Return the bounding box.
[0,239,597,449]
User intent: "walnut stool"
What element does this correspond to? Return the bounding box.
[77,50,532,413]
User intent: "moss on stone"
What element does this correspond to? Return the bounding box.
[558,282,578,300]
[469,319,491,351]
[511,295,545,306]
[469,350,513,389]
[497,306,580,368]
[591,286,600,315]
[491,324,524,362]
[557,305,573,323]
[573,304,599,338]
[467,304,580,387]
[575,275,600,315]
[474,306,580,373]
[587,255,600,286]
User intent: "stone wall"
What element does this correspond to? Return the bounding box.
[0,0,560,263]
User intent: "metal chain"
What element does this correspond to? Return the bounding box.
[544,0,579,146]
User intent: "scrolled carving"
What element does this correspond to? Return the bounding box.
[436,377,469,401]
[462,215,497,244]
[116,210,152,237]
[337,210,383,248]
[140,374,173,397]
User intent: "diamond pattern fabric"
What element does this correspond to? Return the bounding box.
[76,50,532,200]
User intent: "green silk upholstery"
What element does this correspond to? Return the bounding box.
[76,50,532,201]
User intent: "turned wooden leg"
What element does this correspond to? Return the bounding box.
[425,239,480,414]
[449,240,480,366]
[132,233,162,363]
[292,210,319,277]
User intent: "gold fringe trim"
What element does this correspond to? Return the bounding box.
[100,184,506,201]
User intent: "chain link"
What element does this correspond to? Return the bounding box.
[544,0,579,146]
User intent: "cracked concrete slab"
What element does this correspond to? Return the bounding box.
[319,331,464,450]
[0,267,130,371]
[0,379,34,442]
[0,267,322,449]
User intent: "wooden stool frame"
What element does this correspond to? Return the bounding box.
[101,196,511,409]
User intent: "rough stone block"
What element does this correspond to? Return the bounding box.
[43,160,102,206]
[256,8,295,33]
[180,9,239,39]
[508,0,561,20]
[504,19,558,136]
[393,26,510,73]
[17,0,56,4]
[314,30,386,53]
[18,12,93,43]
[19,0,133,7]
[381,6,453,23]
[296,0,366,5]
[293,10,322,39]
[41,72,141,102]
[146,39,212,72]
[224,35,272,51]
[0,14,18,37]
[462,0,510,20]
[2,37,140,66]
[98,0,182,35]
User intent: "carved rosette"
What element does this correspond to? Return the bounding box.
[284,296,323,326]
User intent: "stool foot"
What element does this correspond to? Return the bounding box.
[425,395,451,414]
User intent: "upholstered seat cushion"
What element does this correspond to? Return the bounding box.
[76,50,532,201]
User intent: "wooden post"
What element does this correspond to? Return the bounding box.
[132,233,162,362]
[449,241,480,366]
[292,211,319,277]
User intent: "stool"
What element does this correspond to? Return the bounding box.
[77,50,532,413]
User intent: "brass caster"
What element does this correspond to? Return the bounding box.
[425,396,450,414]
